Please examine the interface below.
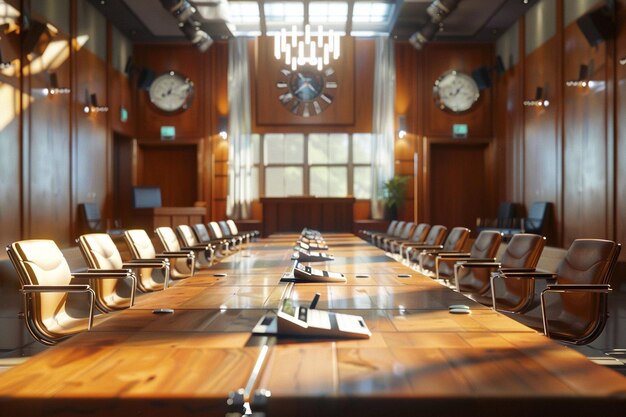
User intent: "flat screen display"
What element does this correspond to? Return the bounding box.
[132,186,162,208]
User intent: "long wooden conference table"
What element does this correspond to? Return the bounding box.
[1,233,625,416]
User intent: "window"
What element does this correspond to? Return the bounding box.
[253,133,373,199]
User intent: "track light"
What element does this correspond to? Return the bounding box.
[83,90,108,113]
[160,0,214,52]
[409,21,439,50]
[566,64,589,88]
[427,0,460,24]
[523,86,550,107]
[180,21,213,52]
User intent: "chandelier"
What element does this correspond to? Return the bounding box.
[273,24,341,71]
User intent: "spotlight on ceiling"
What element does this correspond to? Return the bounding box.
[160,0,214,52]
[427,0,461,24]
[180,21,213,52]
[409,21,439,50]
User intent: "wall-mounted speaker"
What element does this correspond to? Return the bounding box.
[471,66,491,90]
[137,68,155,90]
[495,55,505,75]
[576,6,614,47]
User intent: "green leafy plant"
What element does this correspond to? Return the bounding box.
[382,176,409,208]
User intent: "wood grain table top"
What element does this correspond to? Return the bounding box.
[1,233,625,417]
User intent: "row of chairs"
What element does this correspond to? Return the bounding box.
[6,220,256,346]
[360,220,621,345]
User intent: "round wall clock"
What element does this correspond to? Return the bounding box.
[275,67,338,117]
[433,70,480,113]
[148,71,194,113]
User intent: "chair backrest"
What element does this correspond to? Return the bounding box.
[7,240,81,343]
[384,220,398,235]
[209,222,224,239]
[226,220,240,235]
[442,227,470,251]
[470,231,502,258]
[192,223,211,243]
[556,239,619,286]
[500,233,545,269]
[218,221,232,238]
[155,227,182,252]
[77,233,134,312]
[178,225,201,246]
[77,233,124,270]
[398,222,415,240]
[424,225,447,246]
[391,221,406,237]
[124,229,157,259]
[524,202,551,233]
[410,223,430,242]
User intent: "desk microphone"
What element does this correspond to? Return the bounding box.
[309,293,321,309]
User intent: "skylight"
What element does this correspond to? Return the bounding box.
[228,0,396,37]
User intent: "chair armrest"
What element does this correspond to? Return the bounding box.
[544,284,611,292]
[500,271,557,280]
[404,244,444,249]
[86,268,133,274]
[22,284,91,292]
[181,245,210,251]
[437,252,471,258]
[73,271,132,279]
[122,261,166,268]
[157,252,193,259]
[498,267,537,273]
[457,261,501,268]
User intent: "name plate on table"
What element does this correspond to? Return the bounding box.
[252,299,371,339]
[291,246,334,262]
[298,241,329,251]
[281,262,345,283]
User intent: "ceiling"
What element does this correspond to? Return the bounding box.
[86,0,540,44]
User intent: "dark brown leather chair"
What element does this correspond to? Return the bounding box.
[388,223,430,255]
[417,227,471,275]
[380,222,415,251]
[432,230,503,282]
[403,225,448,263]
[493,239,620,345]
[361,220,398,242]
[373,221,406,248]
[454,233,545,306]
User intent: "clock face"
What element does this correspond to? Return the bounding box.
[276,67,337,117]
[433,70,480,113]
[148,71,194,113]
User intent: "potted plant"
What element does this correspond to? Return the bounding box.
[382,176,409,220]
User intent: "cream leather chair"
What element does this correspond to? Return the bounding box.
[6,239,134,345]
[154,227,196,278]
[176,224,215,268]
[78,232,168,296]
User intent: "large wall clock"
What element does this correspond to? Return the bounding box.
[148,71,194,113]
[276,67,338,117]
[432,70,480,113]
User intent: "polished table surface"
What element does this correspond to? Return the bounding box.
[1,234,625,416]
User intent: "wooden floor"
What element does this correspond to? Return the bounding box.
[0,233,625,417]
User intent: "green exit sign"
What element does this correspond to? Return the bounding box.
[160,126,176,141]
[452,124,468,139]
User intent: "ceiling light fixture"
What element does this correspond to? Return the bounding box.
[274,24,341,71]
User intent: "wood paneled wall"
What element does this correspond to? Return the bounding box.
[0,0,133,252]
[495,0,625,258]
[394,42,496,229]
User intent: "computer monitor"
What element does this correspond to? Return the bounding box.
[132,186,162,209]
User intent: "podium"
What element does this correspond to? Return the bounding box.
[131,207,205,231]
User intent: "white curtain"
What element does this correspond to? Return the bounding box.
[226,38,252,219]
[370,36,396,219]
